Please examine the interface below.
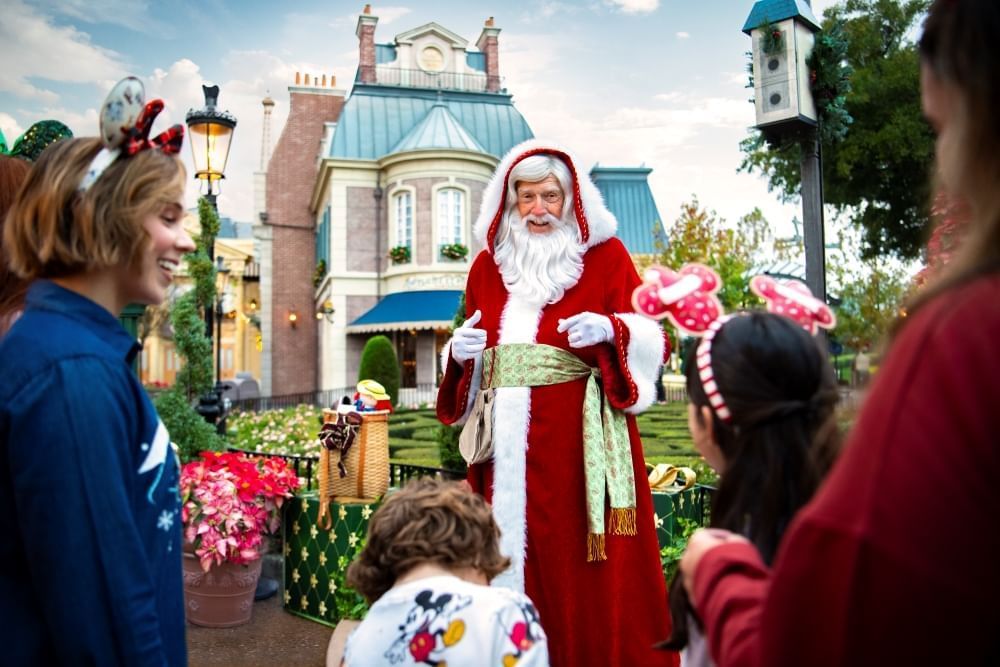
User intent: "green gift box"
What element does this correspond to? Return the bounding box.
[651,487,711,549]
[282,492,378,626]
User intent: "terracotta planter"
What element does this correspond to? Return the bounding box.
[182,552,262,628]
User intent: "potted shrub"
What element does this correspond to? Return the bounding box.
[388,245,411,264]
[439,243,469,261]
[179,451,300,627]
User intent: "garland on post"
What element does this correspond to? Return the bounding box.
[807,20,853,144]
[759,19,785,55]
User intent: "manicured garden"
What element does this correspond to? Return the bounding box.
[227,400,716,485]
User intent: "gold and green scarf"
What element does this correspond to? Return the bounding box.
[481,343,636,561]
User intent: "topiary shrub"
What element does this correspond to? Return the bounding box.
[357,335,400,407]
[153,197,223,462]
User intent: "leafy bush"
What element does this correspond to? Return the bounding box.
[661,517,699,585]
[357,335,400,407]
[436,423,466,474]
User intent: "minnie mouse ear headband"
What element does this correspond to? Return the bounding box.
[631,264,836,423]
[1,121,74,162]
[79,77,184,191]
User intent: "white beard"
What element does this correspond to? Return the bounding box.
[493,211,585,305]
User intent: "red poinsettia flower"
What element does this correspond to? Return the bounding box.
[180,451,298,572]
[409,631,435,662]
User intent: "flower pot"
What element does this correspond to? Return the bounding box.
[182,552,263,628]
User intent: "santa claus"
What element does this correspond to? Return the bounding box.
[437,139,676,667]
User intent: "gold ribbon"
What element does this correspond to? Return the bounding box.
[647,463,697,493]
[482,344,636,562]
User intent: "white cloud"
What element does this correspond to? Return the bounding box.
[676,31,690,39]
[328,5,412,29]
[604,0,659,15]
[0,0,126,101]
[376,6,414,25]
[0,114,25,145]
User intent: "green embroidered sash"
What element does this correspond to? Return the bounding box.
[481,343,636,562]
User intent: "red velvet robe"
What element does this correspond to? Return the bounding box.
[438,239,677,667]
[690,273,1000,666]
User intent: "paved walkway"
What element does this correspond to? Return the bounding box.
[187,595,332,667]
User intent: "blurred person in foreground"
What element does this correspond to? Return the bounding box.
[678,2,1000,665]
[0,78,193,666]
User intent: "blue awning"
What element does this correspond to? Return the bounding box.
[347,290,462,334]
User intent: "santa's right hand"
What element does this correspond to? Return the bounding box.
[451,310,486,362]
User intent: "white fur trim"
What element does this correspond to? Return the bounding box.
[616,313,666,415]
[489,294,543,593]
[473,138,618,252]
[441,339,482,425]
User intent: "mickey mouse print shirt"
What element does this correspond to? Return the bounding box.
[344,574,549,666]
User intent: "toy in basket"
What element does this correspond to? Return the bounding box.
[316,390,391,529]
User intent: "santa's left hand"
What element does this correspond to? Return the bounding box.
[557,312,614,348]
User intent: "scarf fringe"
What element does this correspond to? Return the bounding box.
[587,533,607,562]
[609,507,637,536]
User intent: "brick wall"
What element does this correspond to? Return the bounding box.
[265,88,344,395]
[346,185,382,272]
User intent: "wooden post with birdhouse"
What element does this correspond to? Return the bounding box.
[743,0,829,309]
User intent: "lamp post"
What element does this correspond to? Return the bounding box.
[186,84,236,431]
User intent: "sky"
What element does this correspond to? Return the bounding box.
[0,0,842,242]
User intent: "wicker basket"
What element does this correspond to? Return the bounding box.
[317,409,390,527]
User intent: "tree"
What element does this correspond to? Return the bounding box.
[827,224,909,350]
[357,335,401,407]
[154,197,222,462]
[656,198,781,363]
[657,197,774,311]
[740,0,934,260]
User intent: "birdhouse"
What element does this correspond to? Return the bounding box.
[743,0,821,132]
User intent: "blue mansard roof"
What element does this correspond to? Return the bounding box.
[329,85,533,161]
[590,166,666,255]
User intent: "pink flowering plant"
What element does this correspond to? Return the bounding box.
[180,451,300,572]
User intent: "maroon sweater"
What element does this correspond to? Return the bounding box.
[692,273,1000,667]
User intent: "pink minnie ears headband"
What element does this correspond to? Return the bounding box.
[631,264,837,423]
[749,276,836,335]
[630,263,725,336]
[79,77,184,191]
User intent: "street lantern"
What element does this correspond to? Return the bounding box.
[185,84,237,199]
[743,0,821,134]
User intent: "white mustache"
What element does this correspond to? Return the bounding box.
[521,212,562,227]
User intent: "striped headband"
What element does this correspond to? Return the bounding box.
[695,314,736,423]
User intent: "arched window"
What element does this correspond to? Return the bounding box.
[437,187,464,246]
[393,191,413,252]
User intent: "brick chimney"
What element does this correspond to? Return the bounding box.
[356,5,378,84]
[476,16,501,93]
[263,73,345,395]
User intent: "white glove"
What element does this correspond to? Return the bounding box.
[451,309,487,362]
[557,312,614,348]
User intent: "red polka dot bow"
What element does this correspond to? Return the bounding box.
[749,276,836,335]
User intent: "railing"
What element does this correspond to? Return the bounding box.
[374,66,494,93]
[229,384,440,414]
[390,462,465,486]
[226,447,465,493]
